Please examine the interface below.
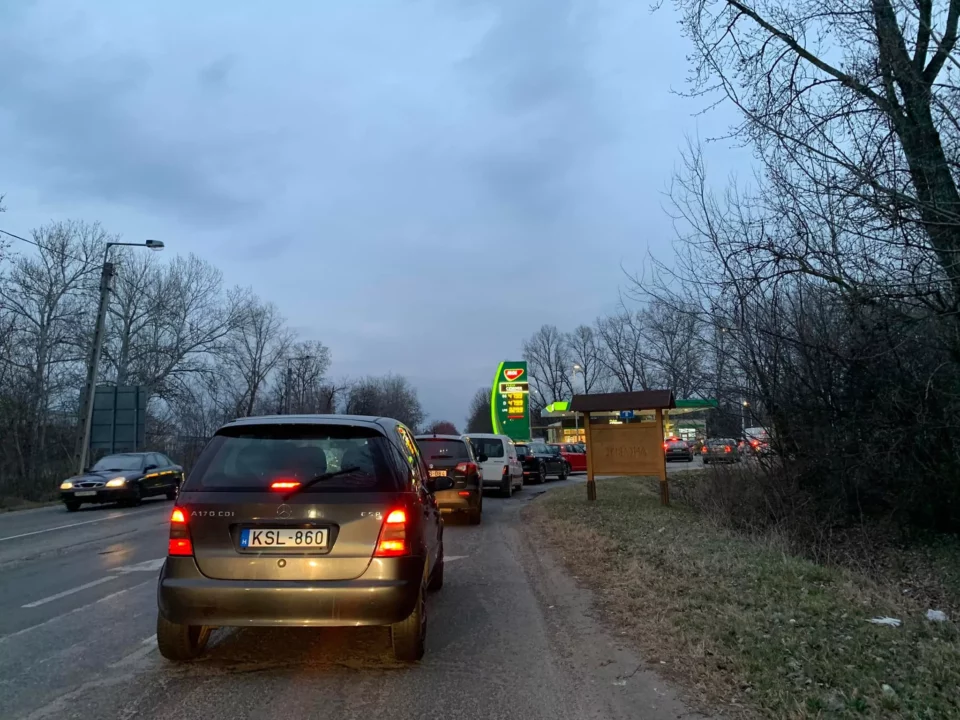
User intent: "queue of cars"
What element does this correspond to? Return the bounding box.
[56,419,587,665]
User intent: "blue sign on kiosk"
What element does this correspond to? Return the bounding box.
[618,410,634,420]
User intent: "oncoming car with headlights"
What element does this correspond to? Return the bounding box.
[59,452,183,511]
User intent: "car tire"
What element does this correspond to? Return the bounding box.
[427,550,444,592]
[501,474,512,498]
[391,584,426,662]
[156,613,211,662]
[560,463,570,480]
[64,501,80,512]
[537,463,547,484]
[165,486,178,501]
[514,474,523,492]
[468,506,482,525]
[703,459,709,465]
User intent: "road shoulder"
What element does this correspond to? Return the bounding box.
[514,496,711,720]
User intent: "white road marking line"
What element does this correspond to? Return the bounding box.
[0,580,153,642]
[0,506,164,542]
[108,639,157,668]
[115,558,165,573]
[445,555,468,562]
[22,576,118,608]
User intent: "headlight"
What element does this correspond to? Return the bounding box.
[60,481,73,490]
[105,477,126,488]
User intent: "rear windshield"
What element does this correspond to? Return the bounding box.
[470,437,504,458]
[706,438,735,445]
[516,445,531,457]
[416,438,469,460]
[667,441,688,448]
[184,424,404,493]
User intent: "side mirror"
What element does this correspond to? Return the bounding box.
[433,476,454,492]
[144,464,157,472]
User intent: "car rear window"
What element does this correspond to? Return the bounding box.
[516,445,531,457]
[471,437,504,459]
[416,438,470,460]
[667,441,687,448]
[184,424,404,493]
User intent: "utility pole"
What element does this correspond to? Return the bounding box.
[572,364,583,442]
[76,240,164,474]
[76,261,115,474]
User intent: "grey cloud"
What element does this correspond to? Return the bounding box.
[0,42,250,225]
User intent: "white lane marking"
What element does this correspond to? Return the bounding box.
[108,636,157,668]
[115,558,165,573]
[22,576,118,608]
[445,555,468,562]
[0,506,164,542]
[1,580,153,642]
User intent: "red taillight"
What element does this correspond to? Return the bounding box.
[701,446,707,454]
[270,480,300,491]
[455,461,477,474]
[168,506,193,556]
[458,491,470,497]
[168,538,193,556]
[724,445,732,453]
[375,508,410,557]
[751,440,759,447]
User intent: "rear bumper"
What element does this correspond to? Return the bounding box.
[157,556,423,628]
[434,488,481,512]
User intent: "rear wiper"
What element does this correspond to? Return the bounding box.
[282,466,362,501]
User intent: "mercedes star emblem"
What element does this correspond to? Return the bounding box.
[277,504,292,519]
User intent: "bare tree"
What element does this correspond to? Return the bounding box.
[595,311,654,391]
[564,324,606,393]
[522,325,573,409]
[220,294,293,417]
[424,420,459,434]
[344,374,425,429]
[465,387,493,433]
[640,299,705,397]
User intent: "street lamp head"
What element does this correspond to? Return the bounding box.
[573,363,582,371]
[145,239,164,251]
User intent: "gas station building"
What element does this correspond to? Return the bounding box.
[534,398,718,444]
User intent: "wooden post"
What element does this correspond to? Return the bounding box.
[656,408,669,506]
[583,411,597,501]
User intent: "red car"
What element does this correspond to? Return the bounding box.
[550,443,587,472]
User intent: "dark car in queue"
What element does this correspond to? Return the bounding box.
[664,439,694,463]
[60,452,183,511]
[701,437,742,464]
[414,434,483,525]
[157,414,447,664]
[516,441,568,484]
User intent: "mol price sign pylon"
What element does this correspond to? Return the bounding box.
[490,361,531,442]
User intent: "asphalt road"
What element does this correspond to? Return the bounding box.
[0,468,703,720]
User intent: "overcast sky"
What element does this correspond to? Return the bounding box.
[0,0,746,426]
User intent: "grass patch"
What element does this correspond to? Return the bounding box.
[528,477,960,719]
[0,496,59,512]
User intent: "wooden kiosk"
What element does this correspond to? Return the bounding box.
[570,390,676,504]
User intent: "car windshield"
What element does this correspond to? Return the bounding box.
[416,438,470,460]
[92,455,143,471]
[184,425,402,493]
[470,437,504,458]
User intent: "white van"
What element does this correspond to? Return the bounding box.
[464,433,524,497]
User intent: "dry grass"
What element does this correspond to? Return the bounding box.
[527,477,960,719]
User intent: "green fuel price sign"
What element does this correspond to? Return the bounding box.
[491,361,530,441]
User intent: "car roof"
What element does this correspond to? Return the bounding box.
[414,434,464,441]
[464,433,507,439]
[100,452,150,457]
[219,414,393,433]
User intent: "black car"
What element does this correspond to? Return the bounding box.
[60,452,183,511]
[516,442,568,484]
[157,414,447,663]
[664,439,694,462]
[414,434,483,524]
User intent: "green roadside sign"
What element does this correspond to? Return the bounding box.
[490,361,530,441]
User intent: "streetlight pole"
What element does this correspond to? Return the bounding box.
[76,240,164,474]
[572,363,583,443]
